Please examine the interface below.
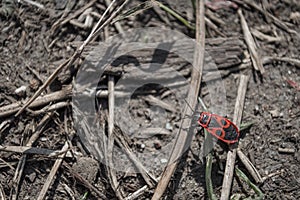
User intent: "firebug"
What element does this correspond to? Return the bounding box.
[198,112,240,144]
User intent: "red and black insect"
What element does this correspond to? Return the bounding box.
[198,112,240,144]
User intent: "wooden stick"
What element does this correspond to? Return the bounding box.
[220,74,250,200]
[107,76,123,199]
[10,112,54,200]
[113,127,157,187]
[0,145,72,157]
[37,111,75,200]
[238,9,265,74]
[104,0,124,34]
[37,140,69,200]
[237,148,263,183]
[0,86,72,118]
[151,0,205,199]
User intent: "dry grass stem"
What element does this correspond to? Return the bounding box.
[10,112,54,200]
[37,141,70,200]
[237,148,263,183]
[0,86,72,118]
[151,0,205,199]
[220,74,250,200]
[107,76,123,199]
[238,9,265,74]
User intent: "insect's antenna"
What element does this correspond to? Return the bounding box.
[182,98,200,121]
[183,98,196,113]
[181,113,201,120]
[198,97,208,111]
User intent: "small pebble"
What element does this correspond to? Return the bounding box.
[40,137,48,142]
[165,122,173,131]
[254,104,260,115]
[160,158,168,163]
[269,109,280,118]
[15,85,27,96]
[26,172,36,183]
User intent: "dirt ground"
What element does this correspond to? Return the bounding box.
[0,0,300,199]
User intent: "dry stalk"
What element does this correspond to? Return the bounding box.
[51,0,97,33]
[151,0,205,199]
[220,74,250,200]
[0,145,71,157]
[237,148,263,183]
[0,86,72,118]
[238,9,265,74]
[10,112,54,200]
[106,76,124,199]
[37,140,70,200]
[104,0,124,34]
[37,110,76,200]
[113,127,157,187]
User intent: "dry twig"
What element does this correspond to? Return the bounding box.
[144,95,177,113]
[238,9,265,74]
[37,140,70,200]
[105,0,124,33]
[220,74,250,200]
[205,17,226,37]
[263,56,300,68]
[0,145,72,157]
[151,0,205,199]
[37,110,75,200]
[51,0,97,33]
[20,0,45,10]
[106,76,123,199]
[251,29,283,43]
[113,127,157,187]
[237,148,263,183]
[0,184,6,200]
[0,86,72,118]
[125,185,148,200]
[10,112,54,200]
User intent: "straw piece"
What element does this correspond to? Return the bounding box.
[220,74,250,200]
[151,0,205,199]
[238,9,265,74]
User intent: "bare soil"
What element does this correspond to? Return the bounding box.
[0,0,300,199]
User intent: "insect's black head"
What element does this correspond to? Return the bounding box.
[199,112,210,126]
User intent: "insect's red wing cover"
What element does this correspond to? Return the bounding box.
[198,112,240,144]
